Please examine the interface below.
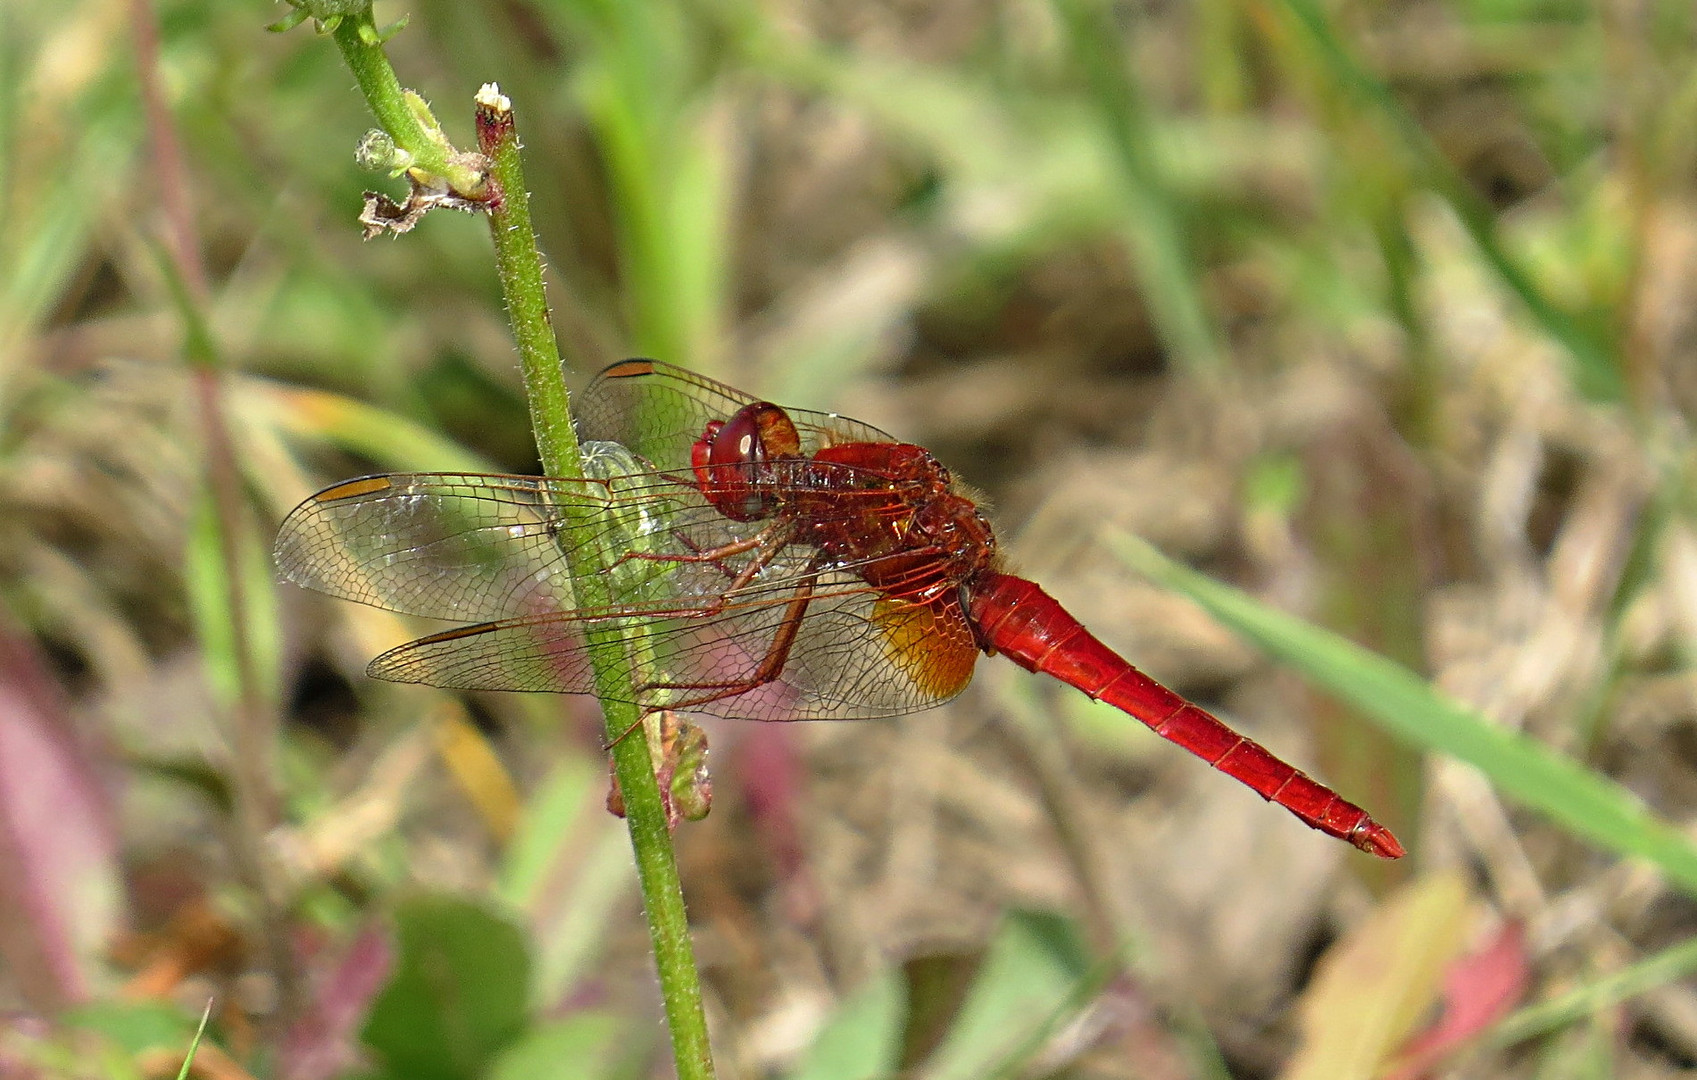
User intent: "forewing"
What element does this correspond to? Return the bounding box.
[274,469,758,623]
[578,360,900,471]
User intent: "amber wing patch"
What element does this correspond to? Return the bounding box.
[871,596,979,703]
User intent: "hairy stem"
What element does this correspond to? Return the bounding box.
[330,9,483,196]
[475,85,716,1080]
[321,14,716,1069]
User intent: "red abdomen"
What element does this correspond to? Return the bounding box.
[967,571,1403,858]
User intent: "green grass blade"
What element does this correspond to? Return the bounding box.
[1103,531,1697,895]
[174,1000,213,1080]
[1487,935,1697,1049]
[1272,0,1622,401]
[1053,0,1225,375]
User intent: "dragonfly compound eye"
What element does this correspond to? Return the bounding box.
[693,403,802,521]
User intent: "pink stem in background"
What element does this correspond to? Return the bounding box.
[0,618,120,1010]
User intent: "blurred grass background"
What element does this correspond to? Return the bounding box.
[4,0,1697,1077]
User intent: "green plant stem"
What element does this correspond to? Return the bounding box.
[475,88,715,1080]
[326,16,715,1072]
[330,10,482,195]
[330,15,428,161]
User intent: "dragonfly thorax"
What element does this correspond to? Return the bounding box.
[690,399,999,598]
[798,440,999,600]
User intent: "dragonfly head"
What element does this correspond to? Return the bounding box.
[692,402,803,522]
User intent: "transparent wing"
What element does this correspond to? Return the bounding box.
[275,461,982,719]
[576,359,899,473]
[276,455,908,625]
[365,586,981,721]
[274,467,733,624]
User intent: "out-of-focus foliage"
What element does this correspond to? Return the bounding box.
[4,0,1697,1076]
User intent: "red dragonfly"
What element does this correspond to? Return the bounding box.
[276,360,1403,858]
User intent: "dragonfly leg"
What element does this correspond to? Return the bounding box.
[698,525,804,611]
[609,527,767,571]
[625,520,800,616]
[610,520,796,593]
[605,712,649,750]
[636,555,822,714]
